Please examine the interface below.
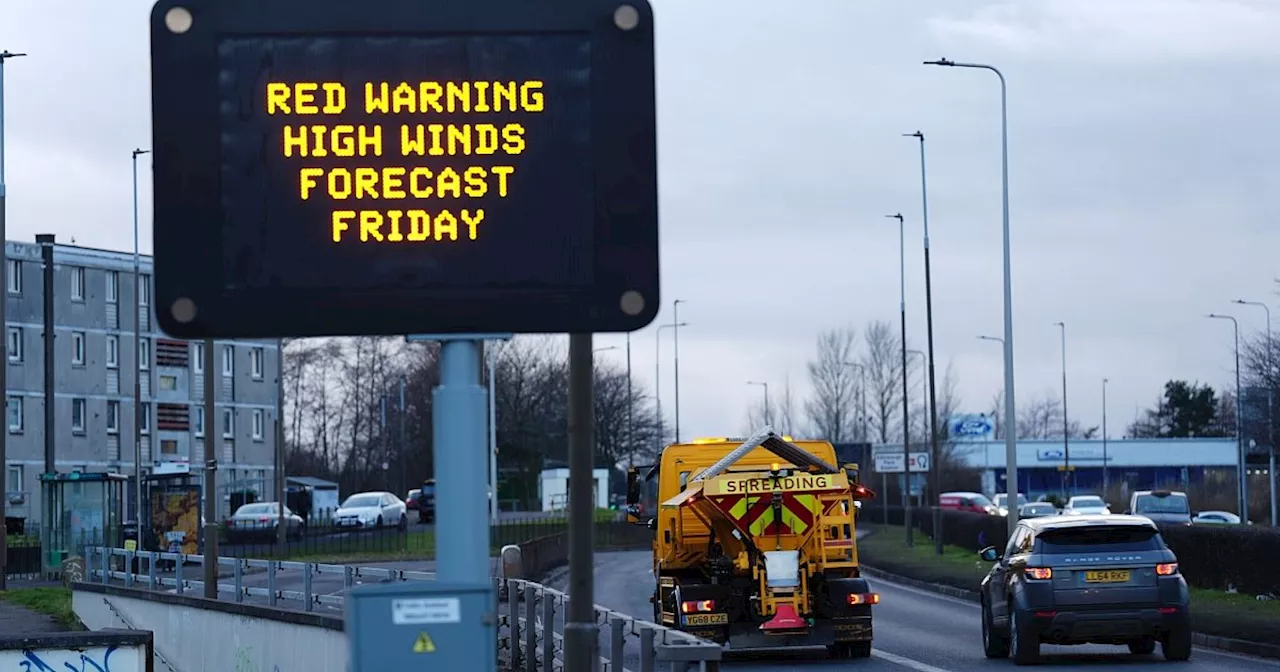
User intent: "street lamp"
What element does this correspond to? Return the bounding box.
[905,130,944,555]
[132,147,151,551]
[926,57,1019,536]
[1102,378,1110,495]
[746,381,770,427]
[673,299,687,443]
[887,212,912,546]
[655,322,687,451]
[1054,322,1070,498]
[0,48,28,590]
[1208,313,1246,519]
[593,346,618,355]
[1234,299,1276,527]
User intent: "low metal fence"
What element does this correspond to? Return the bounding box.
[84,546,721,671]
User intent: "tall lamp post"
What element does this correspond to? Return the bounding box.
[1053,322,1071,498]
[654,323,686,451]
[926,57,1019,536]
[904,130,944,555]
[673,300,687,444]
[0,48,29,590]
[977,334,1011,496]
[1102,378,1109,495]
[887,212,912,546]
[131,147,150,550]
[1208,313,1246,520]
[747,381,770,426]
[625,333,633,468]
[1234,300,1275,526]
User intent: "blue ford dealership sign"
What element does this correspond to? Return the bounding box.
[949,414,994,439]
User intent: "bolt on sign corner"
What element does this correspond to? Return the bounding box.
[148,0,659,339]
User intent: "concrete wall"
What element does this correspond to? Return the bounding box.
[73,583,345,672]
[0,629,153,672]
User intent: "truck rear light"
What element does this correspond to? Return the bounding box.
[1158,606,1179,614]
[680,600,714,614]
[846,593,879,605]
[1155,562,1178,576]
[1025,567,1052,580]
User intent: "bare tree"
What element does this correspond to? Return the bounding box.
[1016,389,1098,439]
[742,375,805,437]
[803,327,860,441]
[861,320,916,443]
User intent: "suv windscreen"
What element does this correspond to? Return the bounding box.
[1135,494,1189,514]
[970,494,994,509]
[1036,525,1163,553]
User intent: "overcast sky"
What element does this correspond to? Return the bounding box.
[3,0,1278,440]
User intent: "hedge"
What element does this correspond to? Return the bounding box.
[861,505,1280,596]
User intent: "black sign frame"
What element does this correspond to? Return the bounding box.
[149,0,658,339]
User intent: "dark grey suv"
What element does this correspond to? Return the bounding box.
[978,514,1191,665]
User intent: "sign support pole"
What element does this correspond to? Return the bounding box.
[563,332,598,672]
[432,339,489,586]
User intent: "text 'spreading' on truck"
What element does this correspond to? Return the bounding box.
[625,428,880,659]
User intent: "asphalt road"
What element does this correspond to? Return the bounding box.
[553,550,1280,672]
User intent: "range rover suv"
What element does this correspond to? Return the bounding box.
[978,514,1191,665]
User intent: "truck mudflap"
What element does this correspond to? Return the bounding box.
[719,616,872,650]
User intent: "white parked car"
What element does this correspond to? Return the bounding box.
[333,491,408,530]
[1063,495,1111,516]
[1192,510,1242,525]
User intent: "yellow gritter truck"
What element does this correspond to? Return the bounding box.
[625,428,879,659]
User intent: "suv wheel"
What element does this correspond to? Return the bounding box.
[982,600,1010,658]
[1128,638,1156,655]
[1009,608,1040,666]
[1162,625,1192,661]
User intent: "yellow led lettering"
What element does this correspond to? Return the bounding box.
[408,211,430,241]
[386,210,405,242]
[332,210,355,242]
[434,211,459,241]
[446,82,470,113]
[519,81,544,112]
[299,168,323,200]
[360,211,384,242]
[274,79,548,246]
[321,83,347,114]
[294,83,320,114]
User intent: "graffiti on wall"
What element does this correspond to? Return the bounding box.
[0,645,135,672]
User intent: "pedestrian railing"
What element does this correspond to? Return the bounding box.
[85,547,722,672]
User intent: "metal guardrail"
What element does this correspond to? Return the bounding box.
[85,547,721,672]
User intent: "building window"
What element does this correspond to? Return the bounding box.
[107,335,119,369]
[71,398,87,434]
[71,331,86,366]
[6,328,21,364]
[140,402,150,434]
[140,274,151,306]
[139,339,151,370]
[222,408,234,438]
[159,375,177,391]
[194,407,204,438]
[71,266,86,301]
[250,347,264,379]
[222,345,234,376]
[107,401,120,434]
[252,409,265,440]
[6,466,20,494]
[160,439,178,455]
[192,342,204,374]
[7,397,22,433]
[106,271,119,304]
[6,260,20,295]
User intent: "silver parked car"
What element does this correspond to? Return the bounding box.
[225,502,305,542]
[334,491,408,530]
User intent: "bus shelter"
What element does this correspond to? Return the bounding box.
[39,472,128,577]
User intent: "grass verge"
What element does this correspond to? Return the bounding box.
[286,530,437,564]
[857,524,1280,644]
[1,587,80,629]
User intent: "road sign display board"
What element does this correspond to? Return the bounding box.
[873,452,930,474]
[149,0,659,339]
[346,580,495,671]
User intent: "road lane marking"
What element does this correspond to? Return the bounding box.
[872,649,955,672]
